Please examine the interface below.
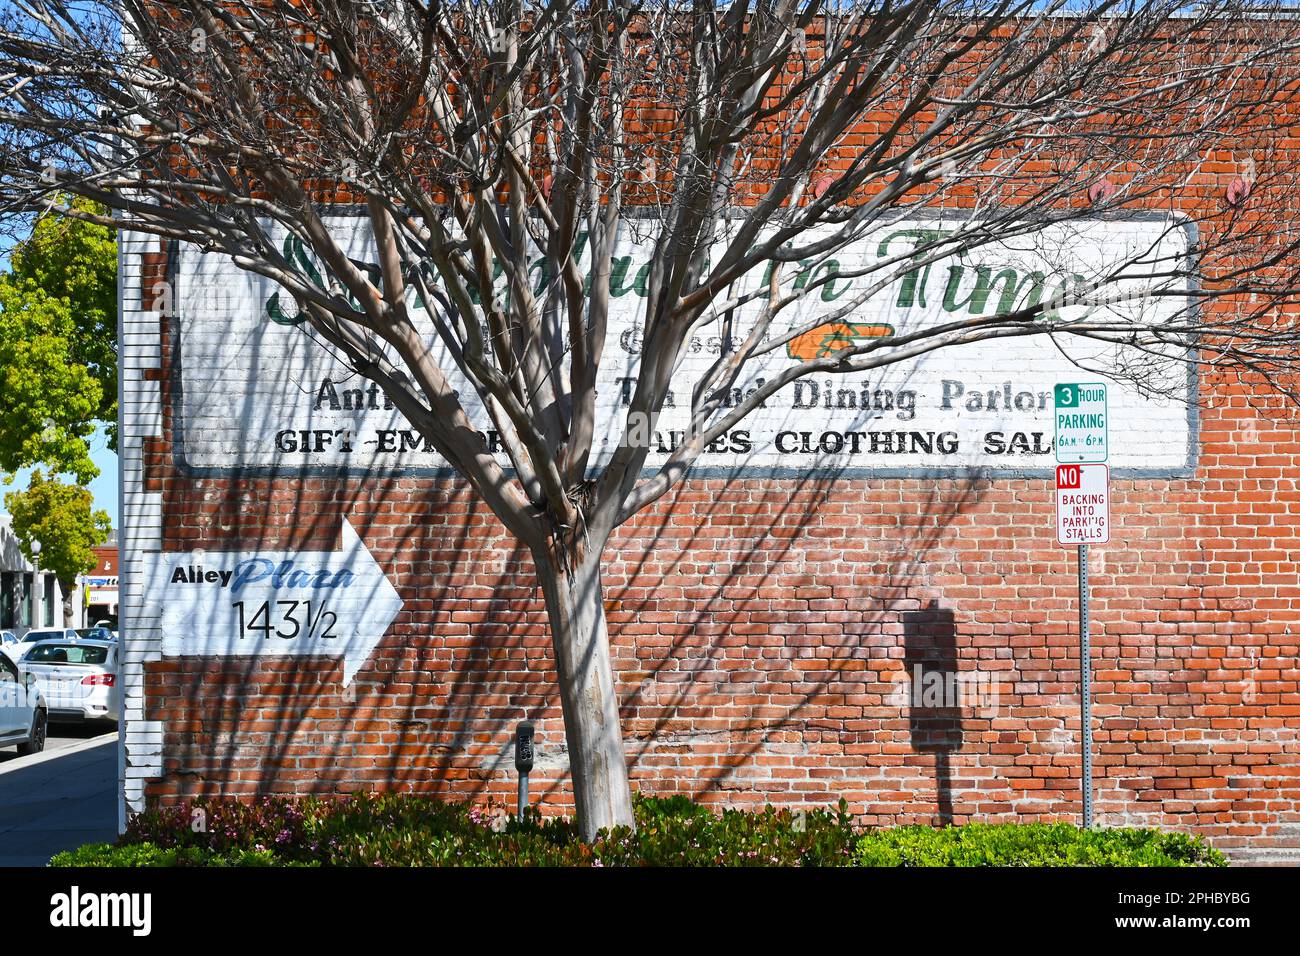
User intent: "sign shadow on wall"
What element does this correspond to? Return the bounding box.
[902,601,963,826]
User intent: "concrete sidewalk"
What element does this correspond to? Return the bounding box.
[0,735,118,867]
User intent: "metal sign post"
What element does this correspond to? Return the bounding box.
[1078,544,1093,829]
[1055,383,1108,830]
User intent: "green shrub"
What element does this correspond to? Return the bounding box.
[596,798,857,867]
[49,842,287,868]
[852,822,1226,867]
[48,794,1225,867]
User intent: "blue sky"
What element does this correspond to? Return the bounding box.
[0,424,118,526]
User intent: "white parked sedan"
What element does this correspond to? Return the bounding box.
[5,627,79,665]
[0,652,48,754]
[19,639,118,723]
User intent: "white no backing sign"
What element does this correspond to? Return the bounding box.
[1056,463,1110,545]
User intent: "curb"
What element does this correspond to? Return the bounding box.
[0,732,118,777]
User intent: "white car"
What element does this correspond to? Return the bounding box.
[5,627,79,665]
[20,639,119,723]
[0,630,17,661]
[0,653,48,754]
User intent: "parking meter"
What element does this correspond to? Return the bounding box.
[514,721,534,818]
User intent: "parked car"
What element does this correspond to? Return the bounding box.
[74,627,113,642]
[6,627,79,665]
[19,639,118,723]
[0,652,48,754]
[0,631,17,661]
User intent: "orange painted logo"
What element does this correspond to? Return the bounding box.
[787,321,894,361]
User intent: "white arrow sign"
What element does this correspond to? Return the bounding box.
[141,519,402,685]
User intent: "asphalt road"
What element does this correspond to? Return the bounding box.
[0,722,115,763]
[0,724,119,867]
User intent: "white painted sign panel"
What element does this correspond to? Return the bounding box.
[1056,464,1111,545]
[85,577,118,604]
[172,216,1195,476]
[140,520,401,684]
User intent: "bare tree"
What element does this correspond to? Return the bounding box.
[4,0,1300,837]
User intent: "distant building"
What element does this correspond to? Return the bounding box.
[0,515,79,636]
[84,537,119,626]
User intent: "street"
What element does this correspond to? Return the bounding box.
[0,726,118,867]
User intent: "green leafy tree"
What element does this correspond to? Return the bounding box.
[0,197,116,482]
[6,197,117,434]
[4,471,112,625]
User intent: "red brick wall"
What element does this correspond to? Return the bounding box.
[125,62,1300,864]
[91,547,118,577]
[135,317,1300,859]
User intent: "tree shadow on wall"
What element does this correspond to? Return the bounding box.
[568,458,991,820]
[504,366,996,817]
[149,358,999,823]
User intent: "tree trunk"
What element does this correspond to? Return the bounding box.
[61,579,75,627]
[534,545,635,841]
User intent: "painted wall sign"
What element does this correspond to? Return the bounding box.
[172,216,1195,476]
[139,520,401,684]
[1056,464,1111,545]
